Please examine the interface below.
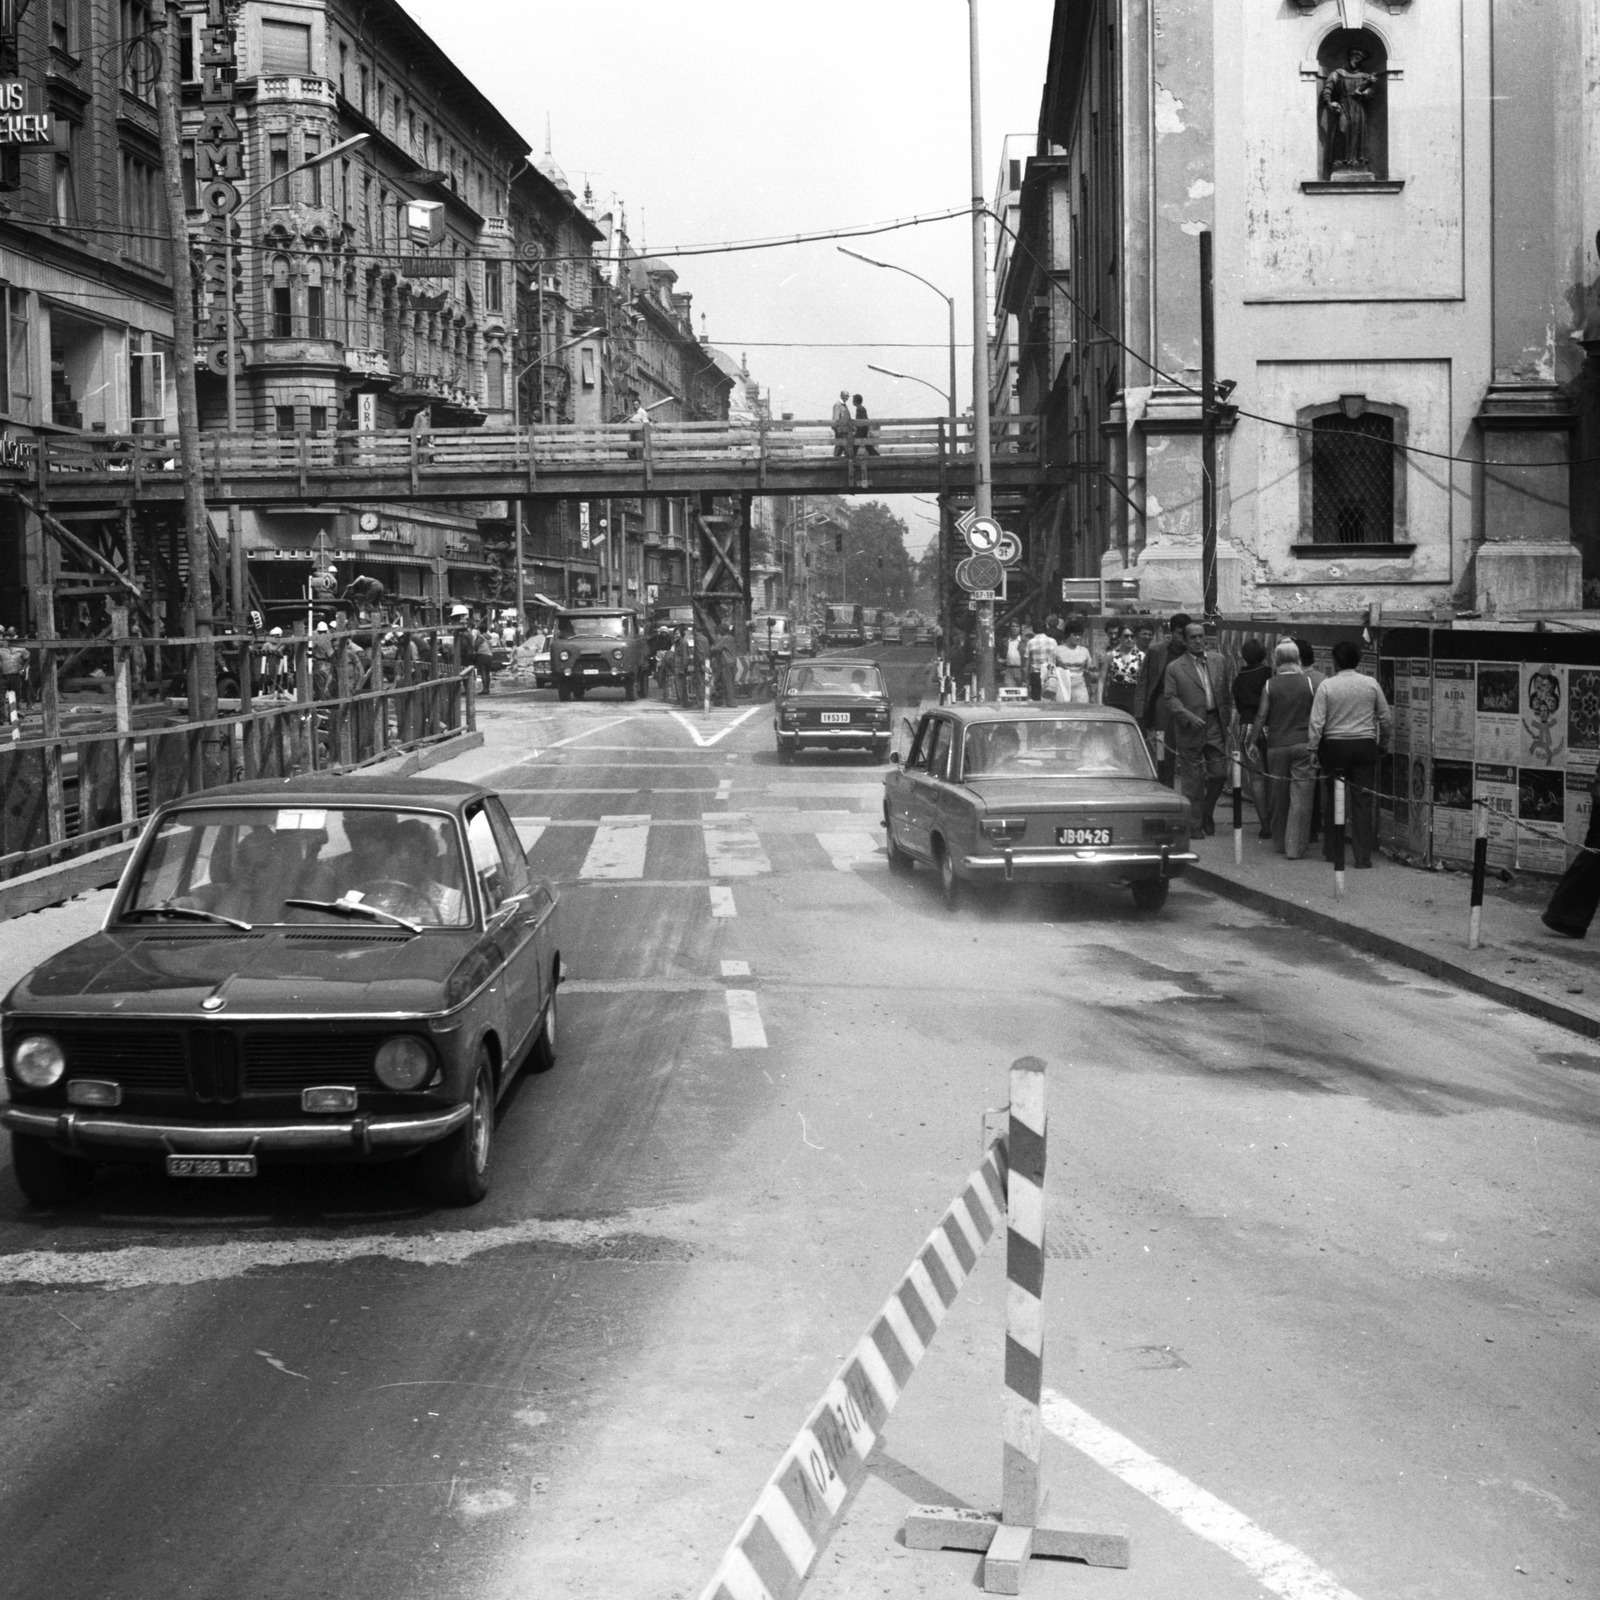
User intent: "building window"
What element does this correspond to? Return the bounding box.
[486,348,504,409]
[1305,398,1402,545]
[129,342,168,431]
[304,133,321,205]
[485,260,502,314]
[275,404,295,433]
[119,0,154,98]
[49,0,76,55]
[359,65,369,115]
[119,149,163,266]
[1,288,32,419]
[339,157,351,225]
[260,19,312,75]
[306,262,325,337]
[52,123,79,224]
[337,42,347,98]
[1317,29,1388,182]
[269,133,289,205]
[272,256,292,336]
[309,405,327,433]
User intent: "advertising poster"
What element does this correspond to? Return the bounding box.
[1403,659,1430,757]
[1432,661,1474,759]
[1517,766,1568,875]
[1407,753,1432,858]
[1474,663,1522,766]
[1567,669,1600,770]
[1567,766,1595,854]
[1520,663,1567,770]
[1389,663,1411,755]
[1432,757,1474,862]
[1474,763,1517,870]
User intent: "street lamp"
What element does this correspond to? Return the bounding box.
[837,246,956,420]
[225,132,370,431]
[866,362,950,407]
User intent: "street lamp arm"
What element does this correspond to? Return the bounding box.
[515,327,599,384]
[866,363,948,405]
[235,132,370,211]
[837,246,953,311]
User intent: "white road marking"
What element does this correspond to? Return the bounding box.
[546,716,635,749]
[725,989,768,1048]
[669,705,762,748]
[702,812,771,877]
[720,959,751,977]
[256,1349,310,1380]
[1041,1390,1367,1600]
[579,814,652,880]
[715,778,733,803]
[0,1213,677,1292]
[815,830,884,872]
[512,817,549,852]
[709,886,737,917]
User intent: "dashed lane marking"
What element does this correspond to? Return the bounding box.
[0,1212,686,1292]
[710,886,737,917]
[702,812,772,877]
[815,830,885,873]
[669,705,763,748]
[725,990,768,1048]
[1041,1391,1367,1600]
[561,979,722,994]
[720,960,751,977]
[544,717,636,749]
[578,814,652,880]
[715,778,734,803]
[512,817,549,851]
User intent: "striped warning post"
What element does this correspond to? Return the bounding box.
[699,1141,1009,1600]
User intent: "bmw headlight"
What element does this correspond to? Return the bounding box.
[374,1036,434,1091]
[12,1034,66,1088]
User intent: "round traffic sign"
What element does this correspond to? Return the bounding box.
[994,530,1022,566]
[964,516,1002,554]
[956,553,1005,593]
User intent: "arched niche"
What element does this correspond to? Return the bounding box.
[1317,27,1389,181]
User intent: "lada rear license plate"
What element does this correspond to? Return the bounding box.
[166,1154,257,1178]
[820,712,850,723]
[1058,826,1111,846]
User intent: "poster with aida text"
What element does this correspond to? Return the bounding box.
[1567,766,1595,855]
[1474,663,1522,767]
[1431,661,1474,759]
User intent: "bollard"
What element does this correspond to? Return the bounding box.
[1468,799,1489,949]
[906,1057,1130,1591]
[1332,777,1346,899]
[5,686,16,743]
[1231,751,1243,865]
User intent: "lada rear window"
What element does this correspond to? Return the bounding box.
[557,615,628,639]
[123,805,472,928]
[963,719,1153,779]
[787,664,884,696]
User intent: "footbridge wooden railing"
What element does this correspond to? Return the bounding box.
[11,414,1050,506]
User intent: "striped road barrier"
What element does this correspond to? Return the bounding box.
[906,1057,1130,1593]
[699,1139,1010,1600]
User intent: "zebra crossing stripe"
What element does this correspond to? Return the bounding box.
[579,814,651,880]
[699,1141,1007,1600]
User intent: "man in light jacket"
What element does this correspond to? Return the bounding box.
[1307,639,1392,868]
[1161,620,1233,835]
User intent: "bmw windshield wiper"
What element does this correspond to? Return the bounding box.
[122,904,253,930]
[283,897,421,934]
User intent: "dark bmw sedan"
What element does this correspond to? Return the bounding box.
[1,777,561,1208]
[774,657,891,762]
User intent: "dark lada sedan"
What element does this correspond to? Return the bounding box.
[883,704,1196,911]
[774,657,891,762]
[2,776,560,1208]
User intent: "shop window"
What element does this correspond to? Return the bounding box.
[50,309,107,431]
[1299,396,1407,546]
[260,19,312,75]
[271,256,292,336]
[1,288,32,419]
[269,133,289,205]
[129,343,169,432]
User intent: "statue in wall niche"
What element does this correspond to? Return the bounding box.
[1320,48,1380,178]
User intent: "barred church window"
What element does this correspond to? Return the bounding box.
[1311,411,1393,544]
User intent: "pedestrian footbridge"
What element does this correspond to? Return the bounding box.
[13,414,1062,507]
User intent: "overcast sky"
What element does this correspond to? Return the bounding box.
[397,0,1056,556]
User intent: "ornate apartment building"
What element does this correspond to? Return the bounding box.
[1004,0,1600,621]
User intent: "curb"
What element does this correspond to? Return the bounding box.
[359,729,484,779]
[1187,865,1600,1041]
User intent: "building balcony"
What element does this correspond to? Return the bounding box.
[343,348,393,380]
[246,337,345,371]
[481,217,511,241]
[249,75,337,106]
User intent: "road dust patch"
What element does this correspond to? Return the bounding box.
[0,1211,697,1292]
[455,1486,519,1521]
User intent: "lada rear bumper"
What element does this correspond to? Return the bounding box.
[3,1102,470,1157]
[960,846,1197,883]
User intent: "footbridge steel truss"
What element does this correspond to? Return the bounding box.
[8,415,1063,507]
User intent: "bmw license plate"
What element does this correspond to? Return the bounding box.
[166,1154,257,1178]
[820,712,850,723]
[1058,826,1111,846]
[583,668,600,675]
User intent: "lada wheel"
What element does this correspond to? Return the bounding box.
[936,842,962,911]
[421,1049,495,1207]
[531,990,558,1074]
[1131,878,1170,913]
[9,1134,95,1207]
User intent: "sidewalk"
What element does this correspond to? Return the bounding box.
[1186,825,1600,1040]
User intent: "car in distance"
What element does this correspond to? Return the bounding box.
[792,621,819,657]
[882,704,1195,911]
[751,614,795,663]
[551,606,649,701]
[774,657,891,763]
[1,777,561,1209]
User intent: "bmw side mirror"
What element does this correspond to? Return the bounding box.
[889,751,902,765]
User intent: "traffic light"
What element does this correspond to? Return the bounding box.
[835,532,842,553]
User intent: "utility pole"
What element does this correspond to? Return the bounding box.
[968,0,996,699]
[153,0,220,765]
[1199,228,1218,621]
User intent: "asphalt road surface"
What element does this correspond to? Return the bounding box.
[0,646,1596,1600]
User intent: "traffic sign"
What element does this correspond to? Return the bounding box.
[956,507,977,539]
[994,530,1022,566]
[963,516,1002,555]
[956,552,1005,593]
